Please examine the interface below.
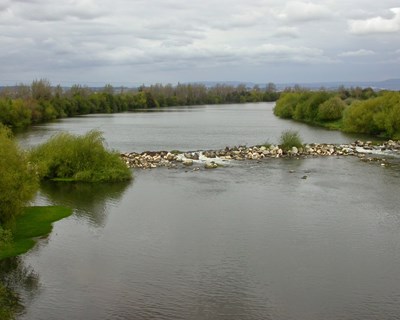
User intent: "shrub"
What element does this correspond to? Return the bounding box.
[273,92,300,118]
[0,125,38,224]
[317,96,346,121]
[29,130,132,182]
[279,130,303,151]
[342,92,400,137]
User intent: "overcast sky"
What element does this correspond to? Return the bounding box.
[1,0,400,86]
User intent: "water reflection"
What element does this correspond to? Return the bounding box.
[0,257,40,318]
[39,180,132,227]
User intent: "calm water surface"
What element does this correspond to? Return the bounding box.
[17,103,364,151]
[5,103,400,319]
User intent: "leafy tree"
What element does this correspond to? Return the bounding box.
[31,79,52,101]
[317,96,346,121]
[0,125,38,224]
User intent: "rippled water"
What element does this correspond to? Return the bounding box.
[7,103,400,320]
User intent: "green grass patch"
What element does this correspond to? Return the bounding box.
[0,206,72,260]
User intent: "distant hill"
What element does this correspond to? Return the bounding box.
[1,79,400,92]
[190,79,400,91]
[276,79,400,91]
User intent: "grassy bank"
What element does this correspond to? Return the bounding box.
[0,206,72,260]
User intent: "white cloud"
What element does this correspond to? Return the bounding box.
[349,7,400,34]
[338,49,376,57]
[278,1,332,22]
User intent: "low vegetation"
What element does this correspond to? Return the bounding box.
[274,88,400,139]
[279,130,303,151]
[28,130,132,182]
[0,206,72,260]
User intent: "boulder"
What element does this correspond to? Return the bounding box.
[204,161,218,169]
[183,159,194,166]
[165,152,176,161]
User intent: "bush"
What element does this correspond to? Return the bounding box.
[273,92,300,118]
[342,92,400,137]
[279,130,303,151]
[317,96,346,121]
[29,130,132,182]
[0,125,38,224]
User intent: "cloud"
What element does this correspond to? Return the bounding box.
[273,27,300,38]
[1,0,400,84]
[278,1,332,22]
[349,7,400,34]
[338,49,376,57]
[8,0,106,21]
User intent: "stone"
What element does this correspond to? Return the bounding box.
[291,146,298,154]
[183,159,194,166]
[204,161,218,169]
[165,152,176,161]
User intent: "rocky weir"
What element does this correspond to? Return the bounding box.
[120,140,400,170]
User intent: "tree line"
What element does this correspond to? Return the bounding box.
[273,87,400,139]
[0,80,280,129]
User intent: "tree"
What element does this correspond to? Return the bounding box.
[31,79,52,101]
[0,125,38,224]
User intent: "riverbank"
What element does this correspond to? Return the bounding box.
[0,206,72,260]
[121,140,400,169]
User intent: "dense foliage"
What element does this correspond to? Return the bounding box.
[274,88,400,139]
[0,283,20,320]
[0,125,38,224]
[342,92,400,138]
[0,80,280,129]
[29,130,132,182]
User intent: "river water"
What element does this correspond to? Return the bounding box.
[6,103,400,319]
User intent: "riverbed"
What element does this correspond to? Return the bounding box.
[7,103,400,320]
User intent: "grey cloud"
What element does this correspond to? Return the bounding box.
[1,0,400,85]
[273,27,300,38]
[349,7,400,34]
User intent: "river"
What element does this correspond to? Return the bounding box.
[5,103,400,319]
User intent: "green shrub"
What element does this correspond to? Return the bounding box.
[342,92,400,137]
[273,92,300,118]
[317,96,346,121]
[0,125,38,224]
[279,130,303,151]
[29,130,132,182]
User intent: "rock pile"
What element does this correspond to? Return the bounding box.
[120,140,400,169]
